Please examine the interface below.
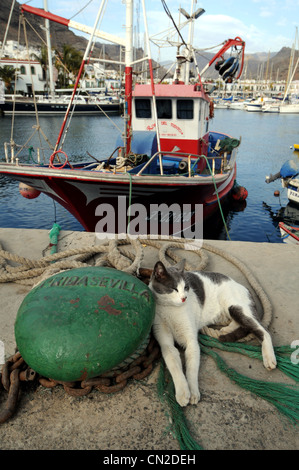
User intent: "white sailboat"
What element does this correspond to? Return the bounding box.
[280,28,299,114]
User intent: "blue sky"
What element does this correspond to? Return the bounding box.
[19,0,298,61]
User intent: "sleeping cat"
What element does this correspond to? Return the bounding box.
[146,260,277,407]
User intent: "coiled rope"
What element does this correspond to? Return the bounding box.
[0,236,273,338]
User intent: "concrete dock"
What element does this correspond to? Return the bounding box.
[0,227,298,451]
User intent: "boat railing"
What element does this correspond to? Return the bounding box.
[136,151,202,177]
[136,150,231,177]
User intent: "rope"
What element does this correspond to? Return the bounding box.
[199,342,299,426]
[157,360,203,450]
[0,234,272,337]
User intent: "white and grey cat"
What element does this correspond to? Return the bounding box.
[144,260,277,408]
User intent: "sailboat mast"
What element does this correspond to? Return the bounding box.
[124,0,134,156]
[44,0,55,96]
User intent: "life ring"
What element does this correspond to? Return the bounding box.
[49,150,69,169]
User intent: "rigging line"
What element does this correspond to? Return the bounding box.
[22,17,71,77]
[70,0,95,20]
[1,0,16,58]
[194,42,226,53]
[161,0,188,49]
[22,14,48,161]
[60,0,110,148]
[10,14,22,146]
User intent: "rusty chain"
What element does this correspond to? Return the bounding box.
[0,335,160,423]
[0,351,37,424]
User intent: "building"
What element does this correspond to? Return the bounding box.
[0,57,47,95]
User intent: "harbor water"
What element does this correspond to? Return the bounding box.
[0,109,298,243]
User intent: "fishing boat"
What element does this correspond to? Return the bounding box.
[0,0,246,237]
[279,222,299,244]
[266,159,299,205]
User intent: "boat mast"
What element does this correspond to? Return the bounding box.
[125,0,134,156]
[184,0,195,84]
[44,0,55,97]
[283,27,298,104]
[141,0,161,156]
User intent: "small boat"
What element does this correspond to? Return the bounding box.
[266,159,299,206]
[0,0,246,237]
[246,98,264,112]
[229,99,250,110]
[279,221,299,244]
[293,144,299,151]
[262,103,280,113]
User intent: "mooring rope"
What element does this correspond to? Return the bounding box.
[0,235,272,337]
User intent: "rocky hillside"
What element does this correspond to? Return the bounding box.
[0,0,110,56]
[1,0,298,81]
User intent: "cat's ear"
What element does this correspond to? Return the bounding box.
[153,261,168,280]
[175,259,186,273]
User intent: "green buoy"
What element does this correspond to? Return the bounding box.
[15,267,155,382]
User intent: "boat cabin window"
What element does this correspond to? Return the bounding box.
[135,98,151,118]
[157,99,172,119]
[177,99,194,119]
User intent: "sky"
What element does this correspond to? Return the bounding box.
[18,0,299,62]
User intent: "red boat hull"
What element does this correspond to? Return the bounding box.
[3,164,236,236]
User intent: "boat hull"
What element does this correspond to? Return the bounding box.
[288,186,299,204]
[279,222,299,244]
[0,162,236,236]
[287,179,299,205]
[280,104,299,114]
[0,100,121,116]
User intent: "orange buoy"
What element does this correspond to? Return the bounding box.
[19,183,41,199]
[274,190,280,197]
[231,185,248,201]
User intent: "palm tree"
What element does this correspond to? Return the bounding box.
[0,65,16,93]
[55,45,83,87]
[32,45,54,93]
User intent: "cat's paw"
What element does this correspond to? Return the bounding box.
[176,388,190,407]
[189,390,201,405]
[262,343,277,370]
[263,352,277,370]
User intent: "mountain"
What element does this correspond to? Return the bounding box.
[1,0,298,81]
[0,0,110,58]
